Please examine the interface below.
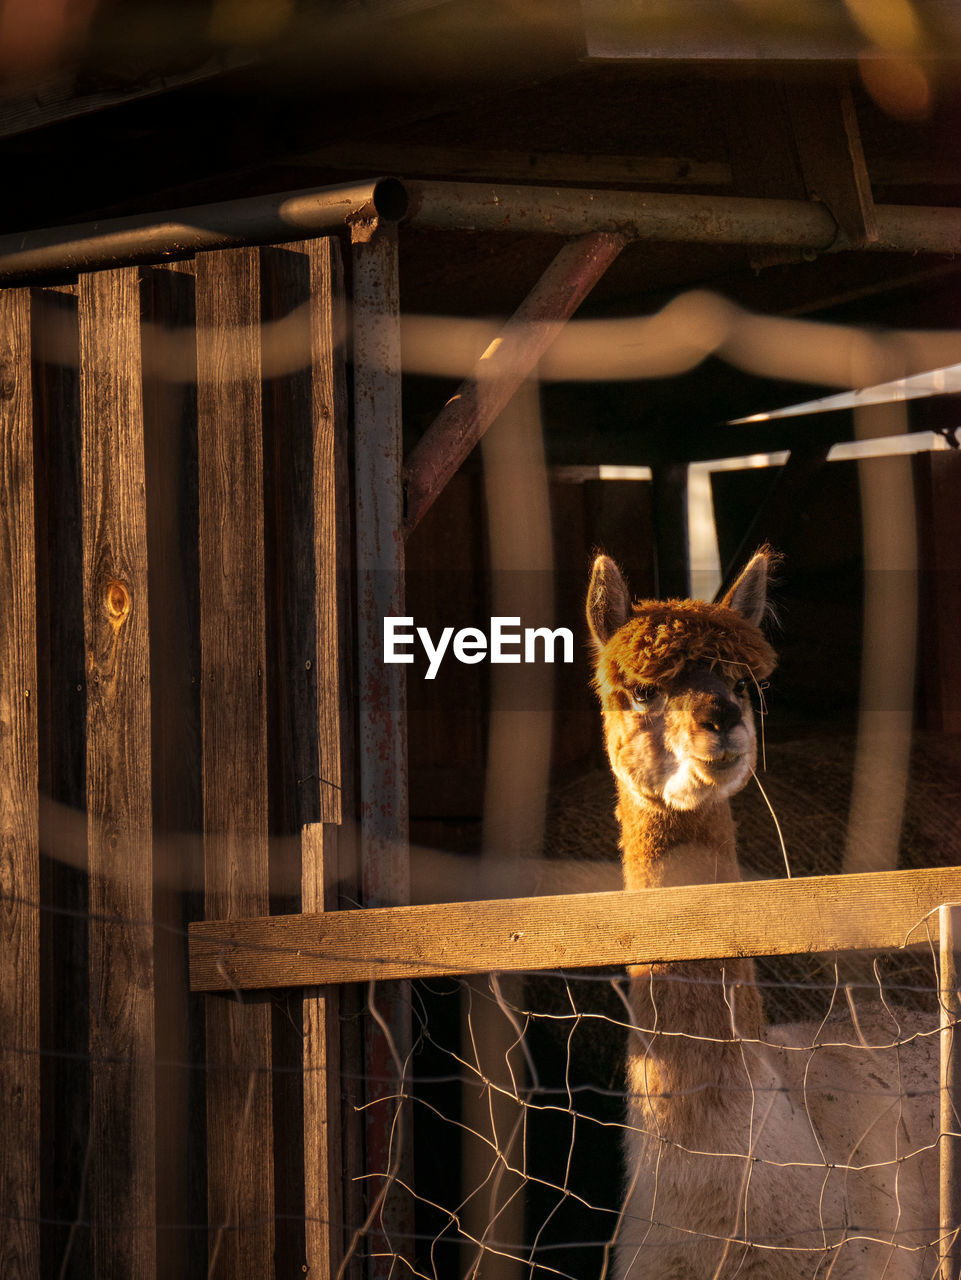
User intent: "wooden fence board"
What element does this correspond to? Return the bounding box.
[308,237,350,827]
[190,863,961,991]
[310,235,366,1280]
[141,264,205,1279]
[261,241,333,1274]
[352,223,409,912]
[31,284,90,1279]
[352,220,413,1277]
[195,247,274,1277]
[0,287,41,1277]
[299,235,351,1277]
[261,243,319,850]
[79,267,156,1277]
[302,823,343,1280]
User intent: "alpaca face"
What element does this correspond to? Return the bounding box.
[586,549,777,813]
[601,662,757,810]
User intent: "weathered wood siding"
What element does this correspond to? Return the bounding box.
[0,287,40,1279]
[0,240,351,1277]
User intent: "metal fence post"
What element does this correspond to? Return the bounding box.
[351,218,413,1279]
[940,904,961,1280]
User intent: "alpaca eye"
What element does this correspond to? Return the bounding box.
[733,678,751,696]
[629,684,659,708]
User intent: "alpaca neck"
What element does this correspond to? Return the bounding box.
[616,780,741,893]
[616,781,763,1103]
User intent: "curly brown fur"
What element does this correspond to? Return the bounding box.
[595,598,777,697]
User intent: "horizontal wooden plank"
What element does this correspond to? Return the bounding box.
[189,864,961,992]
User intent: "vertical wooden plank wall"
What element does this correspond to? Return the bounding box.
[351,223,413,1276]
[79,268,157,1277]
[1,237,356,1277]
[301,237,351,1279]
[307,241,349,832]
[261,240,331,1272]
[195,247,275,1275]
[351,226,410,911]
[260,244,324,843]
[0,288,41,1277]
[140,265,205,1279]
[31,284,89,1280]
[259,246,307,1275]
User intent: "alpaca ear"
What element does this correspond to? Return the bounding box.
[720,549,771,626]
[587,554,631,647]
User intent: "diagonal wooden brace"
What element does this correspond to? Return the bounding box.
[402,229,626,535]
[784,76,878,250]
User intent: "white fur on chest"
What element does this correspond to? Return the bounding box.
[616,1021,939,1280]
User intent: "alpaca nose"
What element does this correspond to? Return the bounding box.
[698,697,742,735]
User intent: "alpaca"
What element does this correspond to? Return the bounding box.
[586,549,940,1280]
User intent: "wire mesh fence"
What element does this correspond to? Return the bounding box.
[345,942,952,1280]
[2,884,959,1278]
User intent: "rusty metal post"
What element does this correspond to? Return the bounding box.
[351,218,413,1279]
[403,230,626,535]
[941,904,961,1280]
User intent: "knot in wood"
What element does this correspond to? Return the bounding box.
[105,578,131,628]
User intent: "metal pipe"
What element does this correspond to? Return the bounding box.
[3,178,961,286]
[403,230,626,535]
[404,180,961,254]
[0,179,409,282]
